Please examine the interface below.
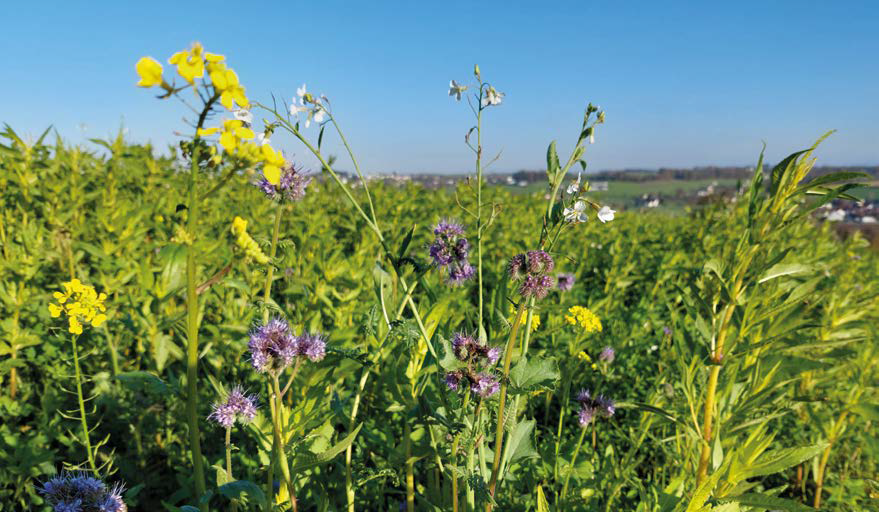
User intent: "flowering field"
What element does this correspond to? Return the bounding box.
[2,44,878,512]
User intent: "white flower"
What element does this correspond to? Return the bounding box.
[563,200,589,223]
[296,83,307,99]
[565,172,582,195]
[233,109,253,124]
[256,132,271,146]
[448,80,467,101]
[597,206,616,223]
[649,345,658,352]
[481,86,504,107]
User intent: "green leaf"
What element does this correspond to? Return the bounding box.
[738,443,827,480]
[217,480,267,507]
[502,419,538,470]
[546,141,560,182]
[758,263,810,284]
[509,357,559,394]
[850,403,879,422]
[536,484,551,512]
[115,371,171,396]
[290,423,362,473]
[396,224,416,263]
[721,492,815,511]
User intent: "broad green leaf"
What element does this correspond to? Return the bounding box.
[290,423,362,473]
[758,263,810,284]
[217,479,267,508]
[721,492,815,511]
[509,357,559,394]
[738,443,827,480]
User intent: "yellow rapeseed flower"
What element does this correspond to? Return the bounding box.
[136,57,165,88]
[231,216,269,264]
[565,306,602,334]
[168,42,205,84]
[508,307,541,332]
[48,278,108,334]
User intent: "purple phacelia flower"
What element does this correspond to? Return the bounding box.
[429,220,475,286]
[487,347,501,365]
[599,346,615,364]
[248,318,298,373]
[663,326,673,337]
[556,273,575,291]
[299,332,327,362]
[445,371,462,391]
[519,275,554,299]
[578,406,595,427]
[596,395,615,418]
[527,250,554,275]
[37,472,127,512]
[470,373,500,397]
[575,389,591,404]
[451,333,474,361]
[256,163,312,202]
[209,385,259,428]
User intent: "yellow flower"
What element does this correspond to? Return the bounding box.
[48,279,109,334]
[168,42,205,84]
[136,57,165,87]
[577,350,592,363]
[197,127,219,137]
[508,307,540,332]
[231,216,269,264]
[565,306,602,333]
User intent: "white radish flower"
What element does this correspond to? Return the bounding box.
[481,86,504,107]
[449,80,467,101]
[563,200,589,224]
[233,109,253,124]
[566,172,582,195]
[597,206,616,223]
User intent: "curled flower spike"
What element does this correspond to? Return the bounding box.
[429,220,475,286]
[565,306,602,333]
[256,162,312,202]
[37,471,127,512]
[209,386,259,428]
[470,373,500,397]
[450,333,500,366]
[248,318,328,374]
[575,389,615,427]
[48,279,108,334]
[557,273,575,291]
[508,250,555,299]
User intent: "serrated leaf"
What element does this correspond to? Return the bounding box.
[509,357,559,394]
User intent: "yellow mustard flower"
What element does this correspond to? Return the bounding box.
[231,216,269,264]
[565,306,602,334]
[577,350,592,363]
[48,278,108,334]
[168,42,205,84]
[508,307,541,332]
[135,57,165,88]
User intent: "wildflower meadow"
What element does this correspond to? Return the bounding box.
[1,41,877,512]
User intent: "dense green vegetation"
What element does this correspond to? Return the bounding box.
[1,123,877,511]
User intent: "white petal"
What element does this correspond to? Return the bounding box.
[297,83,307,97]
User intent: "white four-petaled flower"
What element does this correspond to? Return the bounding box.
[566,172,582,195]
[481,86,504,107]
[564,200,589,223]
[597,206,616,223]
[448,80,467,101]
[233,109,253,124]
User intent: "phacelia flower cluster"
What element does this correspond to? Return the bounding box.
[428,221,475,285]
[444,333,502,397]
[556,273,575,291]
[575,389,615,427]
[37,472,127,512]
[599,346,615,364]
[231,216,270,264]
[565,306,603,334]
[48,279,108,334]
[508,250,555,299]
[257,162,312,202]
[248,318,327,374]
[208,385,259,428]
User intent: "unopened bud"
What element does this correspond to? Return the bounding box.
[474,64,481,79]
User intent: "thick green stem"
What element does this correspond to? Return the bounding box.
[271,375,298,512]
[561,426,588,499]
[262,204,283,322]
[486,302,527,508]
[71,334,97,473]
[405,421,415,512]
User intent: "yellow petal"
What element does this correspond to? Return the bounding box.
[48,304,63,317]
[235,127,255,140]
[136,57,164,87]
[69,318,83,334]
[197,127,219,137]
[263,165,281,186]
[92,314,107,327]
[205,52,225,62]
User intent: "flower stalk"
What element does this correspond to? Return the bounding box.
[71,333,97,474]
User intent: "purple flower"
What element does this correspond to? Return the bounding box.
[429,220,475,285]
[519,275,554,299]
[209,385,259,428]
[248,318,298,373]
[451,333,474,361]
[487,347,501,365]
[575,389,591,404]
[470,373,500,397]
[599,346,615,364]
[508,254,527,281]
[299,332,327,362]
[578,406,595,427]
[663,326,673,337]
[256,163,312,202]
[596,395,615,418]
[527,250,554,275]
[556,273,575,291]
[37,472,127,512]
[445,371,462,391]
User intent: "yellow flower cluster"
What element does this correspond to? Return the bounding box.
[508,307,541,332]
[565,306,602,333]
[48,279,108,334]
[231,216,269,264]
[577,351,599,370]
[135,43,284,186]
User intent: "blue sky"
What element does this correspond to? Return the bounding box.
[3,1,877,173]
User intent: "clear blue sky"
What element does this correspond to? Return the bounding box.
[3,0,877,174]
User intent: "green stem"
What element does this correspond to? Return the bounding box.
[71,334,97,474]
[475,103,484,333]
[486,302,527,508]
[405,421,415,512]
[450,392,471,512]
[271,375,298,512]
[262,203,283,322]
[553,375,573,482]
[561,426,588,499]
